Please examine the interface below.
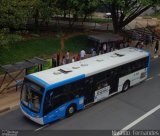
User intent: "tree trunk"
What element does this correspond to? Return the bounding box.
[82,14,88,25]
[111,3,119,33]
[112,6,151,33]
[34,9,39,31]
[63,10,66,19]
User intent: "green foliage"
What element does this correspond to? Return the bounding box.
[30,0,54,24]
[103,0,160,32]
[0,37,60,65]
[80,0,100,20]
[54,0,99,23]
[0,0,31,29]
[88,18,112,23]
[0,28,24,48]
[0,0,100,30]
[64,35,90,53]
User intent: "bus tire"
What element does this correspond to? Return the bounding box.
[122,80,130,92]
[66,104,77,117]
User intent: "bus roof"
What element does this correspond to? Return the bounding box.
[27,47,149,90]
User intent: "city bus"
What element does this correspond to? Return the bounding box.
[20,47,150,125]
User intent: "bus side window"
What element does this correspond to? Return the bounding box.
[105,71,110,79]
[126,63,132,74]
[73,79,85,97]
[43,91,53,116]
[52,94,70,109]
[96,80,108,90]
[119,66,126,77]
[63,83,80,99]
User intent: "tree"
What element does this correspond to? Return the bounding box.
[29,0,54,30]
[0,0,31,30]
[54,0,99,28]
[102,0,160,33]
[80,0,100,24]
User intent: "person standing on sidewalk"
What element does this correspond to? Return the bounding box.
[62,56,66,65]
[72,57,75,63]
[102,43,107,53]
[52,54,57,68]
[65,50,70,64]
[154,40,159,54]
[80,49,86,60]
[57,52,60,66]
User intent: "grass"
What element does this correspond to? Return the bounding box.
[64,35,90,53]
[88,17,112,23]
[0,34,90,74]
[0,37,60,65]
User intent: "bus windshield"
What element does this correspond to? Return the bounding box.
[21,80,43,113]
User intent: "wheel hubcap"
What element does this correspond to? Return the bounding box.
[124,83,128,90]
[69,107,74,114]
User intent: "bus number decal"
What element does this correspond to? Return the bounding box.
[94,86,110,103]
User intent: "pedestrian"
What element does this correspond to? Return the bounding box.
[91,48,94,54]
[135,41,141,48]
[98,50,102,55]
[62,56,66,65]
[154,40,159,54]
[72,57,75,63]
[132,30,136,40]
[80,49,86,60]
[76,54,80,61]
[107,43,110,52]
[102,43,107,53]
[119,42,123,49]
[91,48,96,57]
[152,31,155,44]
[65,50,70,64]
[140,42,144,49]
[148,34,152,45]
[52,54,57,68]
[144,34,149,46]
[57,52,60,66]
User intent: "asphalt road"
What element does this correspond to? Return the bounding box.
[0,58,160,135]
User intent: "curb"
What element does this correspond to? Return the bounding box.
[0,104,19,114]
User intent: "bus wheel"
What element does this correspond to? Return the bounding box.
[122,81,130,92]
[66,104,77,117]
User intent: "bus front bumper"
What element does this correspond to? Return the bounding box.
[20,104,44,125]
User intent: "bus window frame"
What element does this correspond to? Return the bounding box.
[21,78,45,114]
[43,79,84,116]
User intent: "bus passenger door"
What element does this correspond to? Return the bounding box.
[108,69,119,94]
[84,77,94,105]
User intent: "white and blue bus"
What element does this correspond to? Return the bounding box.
[20,47,150,125]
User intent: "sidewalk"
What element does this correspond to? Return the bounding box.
[0,91,20,114]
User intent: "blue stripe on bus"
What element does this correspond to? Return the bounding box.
[43,97,84,124]
[134,47,150,76]
[46,74,85,90]
[27,75,49,87]
[20,103,40,117]
[147,52,151,76]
